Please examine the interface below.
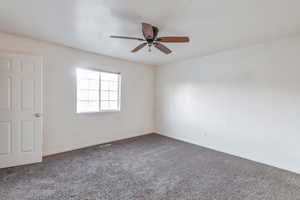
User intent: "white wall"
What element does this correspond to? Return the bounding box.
[0,32,155,156]
[156,36,300,174]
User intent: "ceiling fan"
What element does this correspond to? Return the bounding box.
[110,23,190,54]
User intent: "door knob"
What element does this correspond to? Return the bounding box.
[35,113,42,118]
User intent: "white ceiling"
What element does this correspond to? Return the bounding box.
[1,0,300,65]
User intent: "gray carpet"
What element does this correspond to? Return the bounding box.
[1,134,300,200]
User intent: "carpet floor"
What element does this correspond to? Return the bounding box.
[1,134,300,200]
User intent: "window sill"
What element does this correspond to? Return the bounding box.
[76,110,121,114]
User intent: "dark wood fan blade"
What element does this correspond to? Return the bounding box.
[157,37,190,43]
[131,43,147,53]
[142,23,154,39]
[153,26,159,40]
[154,43,172,54]
[110,35,144,41]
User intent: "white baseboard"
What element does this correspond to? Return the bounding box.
[43,131,155,157]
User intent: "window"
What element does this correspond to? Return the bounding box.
[76,68,121,113]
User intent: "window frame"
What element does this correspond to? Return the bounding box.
[75,67,121,114]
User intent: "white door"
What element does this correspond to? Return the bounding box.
[0,52,43,168]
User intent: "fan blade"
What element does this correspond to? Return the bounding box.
[153,26,159,40]
[142,23,154,39]
[154,43,172,54]
[131,43,147,53]
[157,37,190,43]
[110,35,144,41]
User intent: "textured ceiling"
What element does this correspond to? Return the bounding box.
[1,0,300,65]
